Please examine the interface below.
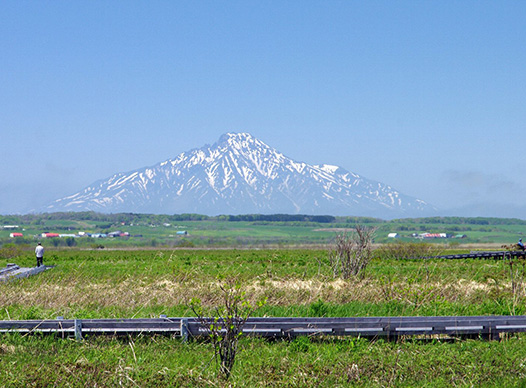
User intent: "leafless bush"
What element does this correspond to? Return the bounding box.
[375,240,442,260]
[328,226,376,279]
[190,279,266,380]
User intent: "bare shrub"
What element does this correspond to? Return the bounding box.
[190,279,266,380]
[328,225,376,279]
[375,240,442,260]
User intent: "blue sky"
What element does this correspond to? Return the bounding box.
[1,1,525,217]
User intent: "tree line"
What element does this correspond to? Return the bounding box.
[2,212,525,227]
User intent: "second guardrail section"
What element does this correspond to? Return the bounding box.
[2,316,526,340]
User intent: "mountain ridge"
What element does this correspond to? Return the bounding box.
[44,132,437,218]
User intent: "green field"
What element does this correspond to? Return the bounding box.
[2,247,526,386]
[1,212,526,248]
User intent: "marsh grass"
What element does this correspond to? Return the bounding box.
[1,249,524,319]
[2,248,526,386]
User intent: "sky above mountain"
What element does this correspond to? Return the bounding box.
[2,1,526,218]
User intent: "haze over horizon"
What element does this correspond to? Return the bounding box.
[2,2,525,219]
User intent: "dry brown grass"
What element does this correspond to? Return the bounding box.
[1,245,522,320]
[0,272,512,315]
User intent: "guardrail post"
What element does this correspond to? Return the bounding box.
[74,319,83,341]
[181,318,189,342]
[484,327,500,341]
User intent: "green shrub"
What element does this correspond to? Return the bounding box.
[0,243,21,260]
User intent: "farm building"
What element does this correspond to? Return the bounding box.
[41,233,60,238]
[9,233,23,238]
[108,231,130,237]
[387,233,399,238]
[417,233,449,239]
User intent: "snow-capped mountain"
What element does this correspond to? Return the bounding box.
[44,133,436,218]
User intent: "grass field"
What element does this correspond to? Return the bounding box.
[2,248,526,386]
[2,214,526,248]
[2,333,526,387]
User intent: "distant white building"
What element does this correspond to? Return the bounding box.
[387,233,399,238]
[417,232,448,239]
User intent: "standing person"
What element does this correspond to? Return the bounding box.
[35,242,44,267]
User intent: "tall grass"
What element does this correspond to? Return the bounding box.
[0,249,523,319]
[2,248,526,386]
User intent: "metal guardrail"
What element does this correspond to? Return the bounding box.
[2,315,526,341]
[0,318,183,340]
[0,264,48,282]
[426,251,525,260]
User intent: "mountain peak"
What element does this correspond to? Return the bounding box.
[216,132,267,151]
[43,133,436,218]
[219,132,255,142]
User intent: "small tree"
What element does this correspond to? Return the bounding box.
[328,225,376,279]
[190,279,266,380]
[65,237,77,247]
